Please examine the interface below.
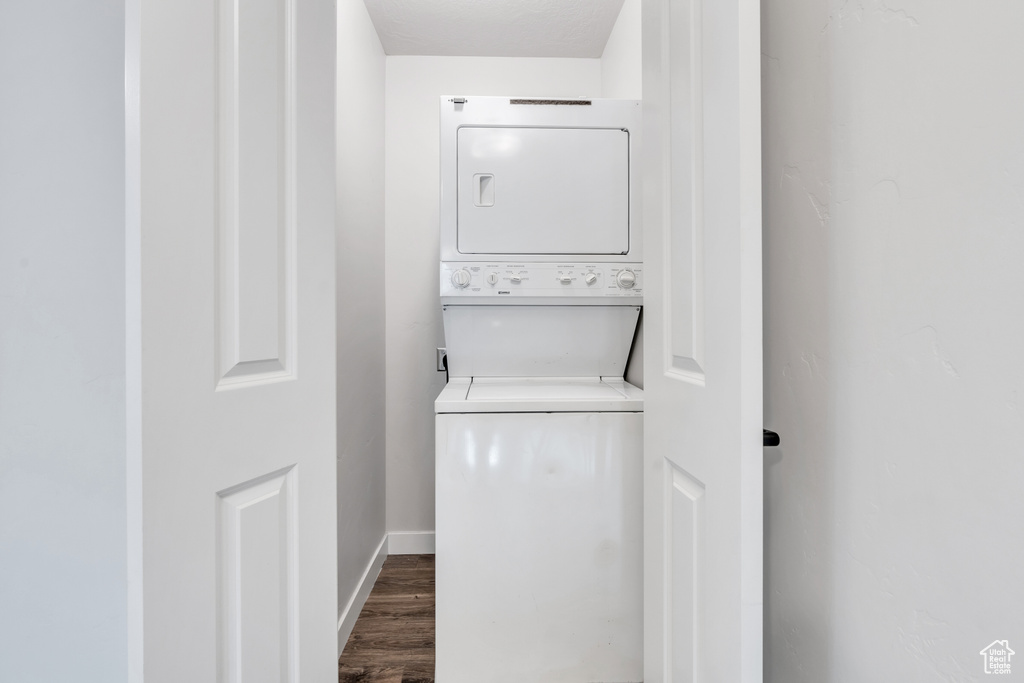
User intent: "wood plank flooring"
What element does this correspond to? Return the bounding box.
[338,554,435,683]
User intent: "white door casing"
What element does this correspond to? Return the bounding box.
[641,0,763,681]
[126,0,337,681]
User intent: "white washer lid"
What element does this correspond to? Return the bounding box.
[435,377,643,414]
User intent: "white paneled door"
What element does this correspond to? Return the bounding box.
[641,0,763,681]
[126,0,337,681]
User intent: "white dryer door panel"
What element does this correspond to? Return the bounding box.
[457,127,630,255]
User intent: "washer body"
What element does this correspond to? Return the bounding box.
[435,380,643,683]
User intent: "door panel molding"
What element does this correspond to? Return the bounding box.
[218,465,299,683]
[666,461,705,682]
[216,0,298,389]
[663,0,705,386]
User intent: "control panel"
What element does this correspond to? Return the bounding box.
[440,262,643,299]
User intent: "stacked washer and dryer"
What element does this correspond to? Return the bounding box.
[434,96,643,683]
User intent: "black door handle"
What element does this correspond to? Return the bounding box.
[763,429,780,447]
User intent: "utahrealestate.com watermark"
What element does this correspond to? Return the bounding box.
[980,640,1015,675]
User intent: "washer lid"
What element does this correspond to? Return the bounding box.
[435,377,643,414]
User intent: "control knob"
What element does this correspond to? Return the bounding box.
[451,268,472,289]
[584,272,598,286]
[486,272,499,286]
[616,269,637,289]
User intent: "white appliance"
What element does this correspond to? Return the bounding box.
[435,97,643,683]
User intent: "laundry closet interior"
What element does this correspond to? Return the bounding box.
[334,0,645,662]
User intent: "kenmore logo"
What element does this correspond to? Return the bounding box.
[498,290,511,295]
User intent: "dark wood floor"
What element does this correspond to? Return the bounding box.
[338,554,435,683]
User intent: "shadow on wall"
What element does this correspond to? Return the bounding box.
[761,0,835,680]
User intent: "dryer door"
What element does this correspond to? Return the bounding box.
[456,127,630,255]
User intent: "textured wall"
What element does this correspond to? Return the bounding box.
[336,0,388,628]
[762,1,1024,680]
[383,56,603,534]
[0,1,127,680]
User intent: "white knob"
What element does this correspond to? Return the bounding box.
[451,268,472,288]
[585,272,598,286]
[616,269,637,289]
[486,272,499,286]
[510,275,522,284]
[558,275,572,284]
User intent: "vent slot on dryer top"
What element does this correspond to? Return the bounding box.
[456,127,629,255]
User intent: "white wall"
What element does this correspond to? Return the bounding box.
[762,1,1024,680]
[600,0,644,389]
[336,0,387,622]
[600,0,642,99]
[384,57,603,534]
[0,1,127,681]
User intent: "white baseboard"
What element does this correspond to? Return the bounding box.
[337,531,436,653]
[387,530,436,555]
[337,534,388,654]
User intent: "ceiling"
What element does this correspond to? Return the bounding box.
[362,0,626,58]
